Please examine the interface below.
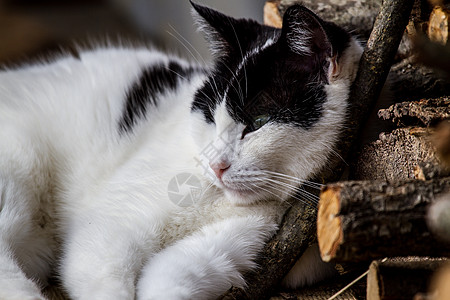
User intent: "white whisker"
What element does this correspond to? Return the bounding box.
[263,170,323,189]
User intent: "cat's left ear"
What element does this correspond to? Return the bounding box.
[280,5,339,77]
[190,1,264,57]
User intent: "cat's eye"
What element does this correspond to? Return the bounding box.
[241,114,271,139]
[252,114,271,131]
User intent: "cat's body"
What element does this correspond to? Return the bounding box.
[0,3,362,299]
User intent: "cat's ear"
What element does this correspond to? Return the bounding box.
[280,5,338,75]
[190,1,263,56]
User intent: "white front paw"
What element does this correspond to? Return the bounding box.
[137,216,278,300]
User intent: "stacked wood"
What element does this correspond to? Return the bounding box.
[353,127,447,181]
[353,98,450,181]
[428,5,450,45]
[265,0,382,39]
[389,59,450,101]
[367,257,448,300]
[317,178,450,263]
[378,97,450,127]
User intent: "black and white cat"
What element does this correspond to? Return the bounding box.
[0,2,362,299]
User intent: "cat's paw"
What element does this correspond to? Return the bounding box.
[137,216,277,300]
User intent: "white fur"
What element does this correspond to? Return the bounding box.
[0,35,362,299]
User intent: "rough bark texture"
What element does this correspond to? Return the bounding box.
[389,58,450,102]
[317,178,450,263]
[344,0,415,154]
[378,97,450,127]
[353,127,449,181]
[276,0,382,39]
[367,258,448,300]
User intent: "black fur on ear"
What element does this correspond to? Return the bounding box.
[280,5,352,61]
[280,5,333,60]
[190,1,272,57]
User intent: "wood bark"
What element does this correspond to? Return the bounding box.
[429,262,450,300]
[389,58,450,102]
[428,6,450,45]
[367,258,448,300]
[378,97,450,127]
[317,177,450,263]
[353,126,450,181]
[274,0,382,39]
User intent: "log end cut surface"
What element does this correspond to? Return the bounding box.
[317,185,343,262]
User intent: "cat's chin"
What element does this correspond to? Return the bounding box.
[222,188,262,205]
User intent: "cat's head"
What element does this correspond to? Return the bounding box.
[190,2,362,205]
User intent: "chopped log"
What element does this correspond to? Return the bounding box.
[353,126,450,181]
[317,177,450,263]
[388,58,450,102]
[428,6,450,45]
[429,262,450,300]
[398,0,433,60]
[271,0,382,39]
[378,97,450,127]
[367,257,448,300]
[219,1,415,298]
[263,0,282,28]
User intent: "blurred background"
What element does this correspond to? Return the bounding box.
[0,0,267,65]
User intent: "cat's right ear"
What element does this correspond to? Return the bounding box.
[280,5,332,60]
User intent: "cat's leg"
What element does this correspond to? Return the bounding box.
[0,177,50,300]
[281,243,336,288]
[60,213,161,300]
[136,215,278,300]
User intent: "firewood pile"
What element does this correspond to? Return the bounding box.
[221,1,450,299]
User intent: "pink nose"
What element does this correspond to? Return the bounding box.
[209,161,231,180]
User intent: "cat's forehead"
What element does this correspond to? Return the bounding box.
[221,42,328,129]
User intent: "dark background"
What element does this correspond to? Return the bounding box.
[0,0,267,65]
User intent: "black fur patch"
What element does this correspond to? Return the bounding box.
[191,4,350,133]
[225,43,328,131]
[119,61,204,133]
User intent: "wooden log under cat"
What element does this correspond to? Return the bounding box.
[367,257,448,300]
[317,177,450,263]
